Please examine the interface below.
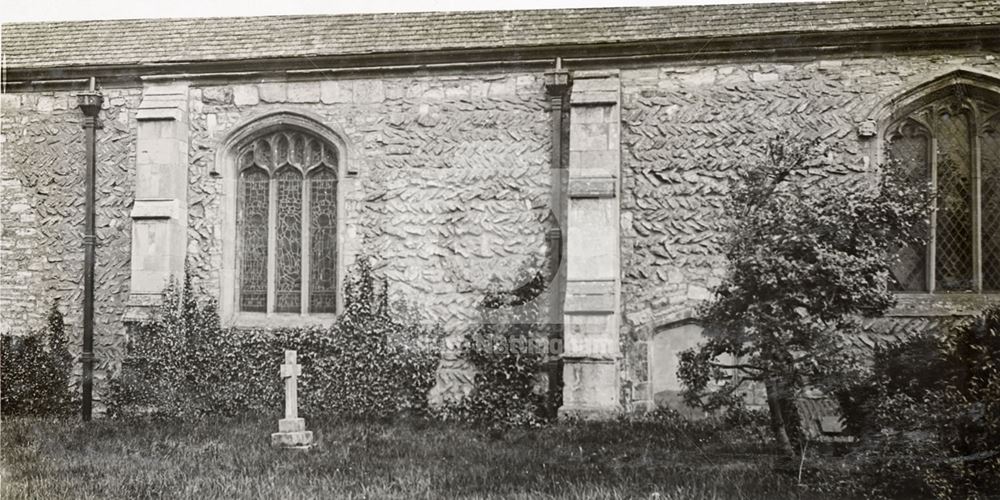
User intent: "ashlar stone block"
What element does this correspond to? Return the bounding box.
[320,81,349,103]
[128,81,189,322]
[560,69,623,420]
[232,85,260,106]
[569,123,610,151]
[559,361,621,418]
[353,81,385,103]
[287,82,320,103]
[258,82,287,103]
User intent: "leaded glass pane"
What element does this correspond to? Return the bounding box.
[275,166,303,312]
[254,138,273,170]
[306,139,323,168]
[290,134,305,167]
[275,134,289,167]
[323,142,338,166]
[235,128,342,316]
[886,119,930,291]
[239,150,255,171]
[982,117,1000,291]
[934,106,974,291]
[239,167,269,312]
[309,166,338,313]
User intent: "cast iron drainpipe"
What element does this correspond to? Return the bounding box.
[544,58,571,400]
[77,77,103,422]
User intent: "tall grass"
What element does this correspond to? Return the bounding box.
[1,416,832,499]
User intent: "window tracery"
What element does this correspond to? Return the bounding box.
[886,90,1000,293]
[235,129,339,314]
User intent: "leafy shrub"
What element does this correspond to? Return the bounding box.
[438,270,556,429]
[108,258,442,420]
[679,136,931,457]
[830,306,1000,499]
[1,303,75,416]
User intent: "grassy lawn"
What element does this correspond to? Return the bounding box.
[1,415,835,499]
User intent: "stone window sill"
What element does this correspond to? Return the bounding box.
[228,313,338,329]
[887,293,1000,317]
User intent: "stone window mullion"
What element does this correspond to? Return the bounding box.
[928,136,938,293]
[266,172,278,314]
[300,174,312,315]
[971,123,983,293]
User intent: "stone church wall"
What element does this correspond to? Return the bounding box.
[1,88,139,392]
[619,53,1000,410]
[5,51,998,414]
[185,73,552,400]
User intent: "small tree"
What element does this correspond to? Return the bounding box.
[678,136,930,456]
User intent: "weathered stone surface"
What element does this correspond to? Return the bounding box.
[353,81,384,103]
[561,70,622,418]
[202,87,232,105]
[287,82,320,103]
[567,177,616,198]
[232,85,259,106]
[320,81,352,104]
[258,82,287,103]
[7,51,998,419]
[185,72,551,402]
[278,418,305,432]
[270,430,313,447]
[1,87,139,411]
[559,361,620,417]
[128,83,189,320]
[618,54,1000,410]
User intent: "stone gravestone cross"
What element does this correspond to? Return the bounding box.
[270,350,314,448]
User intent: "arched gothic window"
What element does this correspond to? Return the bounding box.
[886,89,1000,293]
[236,130,339,314]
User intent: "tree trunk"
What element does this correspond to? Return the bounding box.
[765,377,795,458]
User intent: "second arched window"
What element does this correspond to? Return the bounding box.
[886,90,1000,293]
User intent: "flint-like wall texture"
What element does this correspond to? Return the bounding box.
[4,52,999,413]
[186,73,552,400]
[619,54,1000,409]
[188,73,551,320]
[1,88,139,396]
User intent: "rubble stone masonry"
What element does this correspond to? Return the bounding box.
[3,51,999,412]
[1,88,139,401]
[620,53,1000,409]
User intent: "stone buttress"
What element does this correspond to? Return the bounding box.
[124,83,190,321]
[559,70,623,418]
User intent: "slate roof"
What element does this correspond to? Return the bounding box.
[4,0,1000,71]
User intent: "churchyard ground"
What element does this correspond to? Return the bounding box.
[0,415,836,499]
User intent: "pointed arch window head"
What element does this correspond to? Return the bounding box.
[885,86,1000,293]
[236,130,339,315]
